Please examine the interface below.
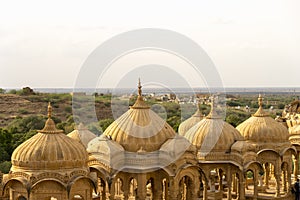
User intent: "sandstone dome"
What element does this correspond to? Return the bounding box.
[178,107,204,136]
[11,103,88,172]
[103,80,176,152]
[236,95,289,143]
[68,123,97,148]
[185,98,243,153]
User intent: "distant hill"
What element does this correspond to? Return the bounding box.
[0,93,113,127]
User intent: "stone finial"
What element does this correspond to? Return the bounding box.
[138,78,142,97]
[253,94,269,117]
[48,102,52,118]
[206,95,220,119]
[258,94,263,107]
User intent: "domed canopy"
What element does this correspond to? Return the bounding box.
[104,79,176,152]
[178,106,204,136]
[68,123,97,148]
[236,95,289,143]
[185,97,243,153]
[11,103,88,172]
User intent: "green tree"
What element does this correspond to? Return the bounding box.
[99,118,114,132]
[0,161,12,173]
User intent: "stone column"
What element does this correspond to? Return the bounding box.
[253,170,258,200]
[101,182,106,200]
[233,175,237,193]
[294,153,299,179]
[218,169,223,191]
[264,163,270,189]
[153,179,163,200]
[164,180,169,200]
[283,168,287,192]
[275,173,281,197]
[109,179,115,200]
[238,174,246,200]
[123,180,129,200]
[288,166,292,194]
[136,174,147,200]
[168,177,178,200]
[203,181,208,200]
[226,168,232,200]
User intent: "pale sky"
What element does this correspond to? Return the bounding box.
[0,0,299,89]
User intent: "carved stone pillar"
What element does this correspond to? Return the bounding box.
[288,166,292,194]
[283,168,287,192]
[238,174,246,200]
[109,179,115,200]
[275,173,281,197]
[218,169,223,191]
[226,168,232,200]
[101,182,106,200]
[233,175,237,193]
[168,177,178,200]
[294,153,299,178]
[137,174,147,200]
[253,170,258,200]
[153,179,163,200]
[123,180,129,200]
[264,163,269,188]
[203,181,208,200]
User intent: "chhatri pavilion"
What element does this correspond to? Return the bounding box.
[0,81,299,200]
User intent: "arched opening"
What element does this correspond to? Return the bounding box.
[146,178,154,200]
[281,162,291,194]
[114,178,124,198]
[230,173,240,200]
[178,175,194,200]
[245,169,255,196]
[129,178,137,199]
[97,177,107,200]
[3,179,28,199]
[206,168,223,200]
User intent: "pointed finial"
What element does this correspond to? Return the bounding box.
[258,94,263,107]
[206,95,220,119]
[131,78,150,109]
[39,102,63,134]
[253,94,269,117]
[138,78,142,96]
[47,102,52,118]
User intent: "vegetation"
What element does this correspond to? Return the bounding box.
[0,90,298,173]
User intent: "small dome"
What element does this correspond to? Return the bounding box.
[104,79,176,152]
[87,135,124,168]
[11,103,88,172]
[185,97,243,153]
[236,95,289,143]
[68,123,97,148]
[178,107,204,136]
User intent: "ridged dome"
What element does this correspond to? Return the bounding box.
[178,107,204,136]
[236,95,289,143]
[185,98,243,153]
[68,123,97,148]
[104,80,176,152]
[11,103,88,171]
